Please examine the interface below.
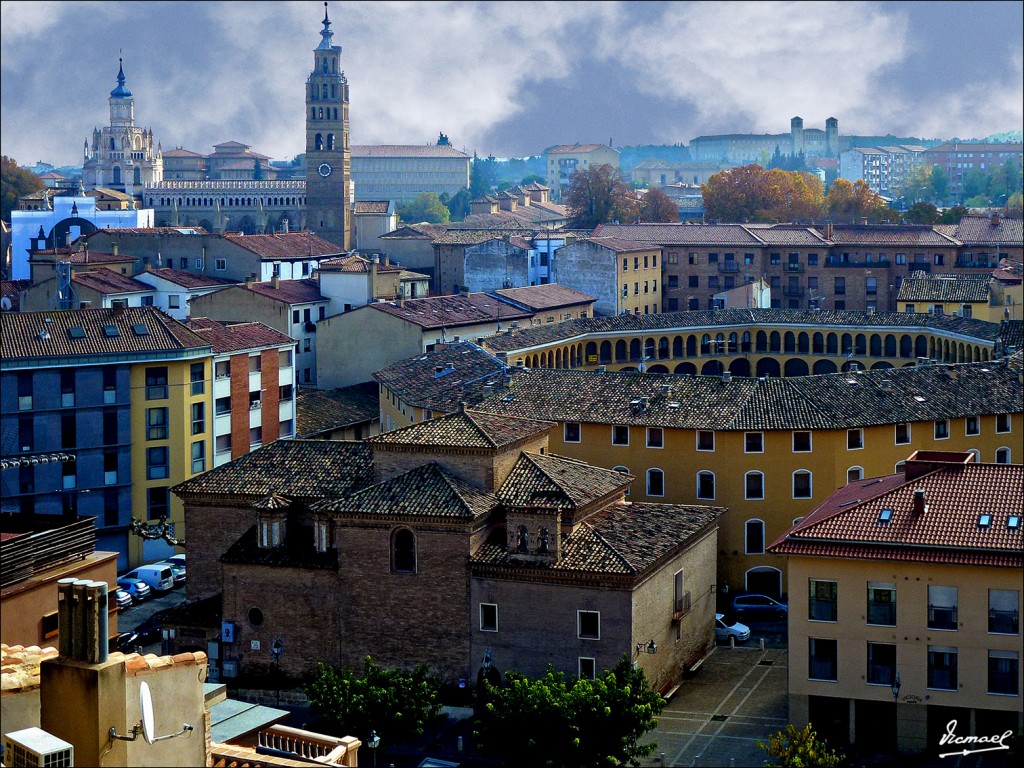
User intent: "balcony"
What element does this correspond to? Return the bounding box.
[786,263,805,273]
[718,262,740,273]
[907,262,932,273]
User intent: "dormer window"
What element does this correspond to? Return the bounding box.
[258,513,285,549]
[314,517,331,553]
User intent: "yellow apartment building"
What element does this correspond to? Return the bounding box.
[897,273,998,321]
[544,143,620,200]
[769,451,1022,756]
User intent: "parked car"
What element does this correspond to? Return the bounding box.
[155,559,186,586]
[730,593,788,620]
[110,630,141,654]
[123,564,175,593]
[115,576,151,603]
[715,613,751,642]
[165,553,185,568]
[132,615,163,645]
[112,588,133,610]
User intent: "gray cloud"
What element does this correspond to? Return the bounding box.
[1,1,1020,168]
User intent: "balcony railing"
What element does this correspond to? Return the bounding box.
[786,263,805,273]
[718,262,740,273]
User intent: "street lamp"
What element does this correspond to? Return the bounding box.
[636,639,658,655]
[367,730,380,768]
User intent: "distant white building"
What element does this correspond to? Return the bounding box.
[9,196,153,280]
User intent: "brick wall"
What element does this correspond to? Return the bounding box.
[182,501,255,599]
[261,348,280,444]
[229,354,250,460]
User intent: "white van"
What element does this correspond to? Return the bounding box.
[123,565,174,593]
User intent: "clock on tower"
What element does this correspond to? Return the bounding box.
[304,2,351,250]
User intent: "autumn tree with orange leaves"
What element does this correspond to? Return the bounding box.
[824,178,890,223]
[639,187,679,222]
[701,164,825,223]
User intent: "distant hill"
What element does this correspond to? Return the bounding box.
[843,135,943,149]
[983,130,1023,143]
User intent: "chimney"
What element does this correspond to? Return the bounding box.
[282,219,289,233]
[823,222,834,240]
[272,275,280,289]
[57,577,109,664]
[245,275,256,289]
[458,400,467,413]
[990,212,1001,227]
[912,488,926,516]
[860,217,869,226]
[112,243,118,256]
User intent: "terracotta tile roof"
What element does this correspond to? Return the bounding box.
[592,223,765,246]
[496,452,632,509]
[546,144,618,154]
[295,382,380,437]
[71,270,153,294]
[492,284,595,311]
[0,307,208,363]
[769,459,1024,567]
[221,523,339,570]
[29,248,134,265]
[319,254,402,273]
[380,223,450,240]
[88,226,209,236]
[474,356,1023,431]
[432,229,530,245]
[897,274,991,303]
[114,649,208,676]
[369,408,553,450]
[1000,320,1023,350]
[1,280,31,311]
[481,307,1002,354]
[1,644,58,694]
[471,502,721,575]
[580,236,664,253]
[137,267,237,289]
[749,225,831,246]
[823,224,959,247]
[222,232,344,259]
[171,440,373,502]
[242,279,325,304]
[316,462,499,520]
[351,144,470,158]
[90,188,134,200]
[368,292,532,329]
[163,147,206,157]
[185,318,295,353]
[452,205,566,229]
[952,214,1024,246]
[372,341,508,412]
[354,200,392,213]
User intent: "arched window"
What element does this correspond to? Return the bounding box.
[745,519,765,554]
[322,84,328,99]
[319,107,324,119]
[391,528,417,572]
[133,166,141,185]
[315,133,323,151]
[327,133,334,150]
[793,470,812,499]
[966,448,981,463]
[112,166,122,185]
[895,460,906,474]
[646,468,664,497]
[745,470,764,500]
[996,447,1011,464]
[613,466,630,496]
[847,466,863,483]
[322,59,328,74]
[696,471,715,500]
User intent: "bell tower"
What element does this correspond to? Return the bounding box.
[305,1,351,250]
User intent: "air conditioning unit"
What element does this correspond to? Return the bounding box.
[3,728,73,767]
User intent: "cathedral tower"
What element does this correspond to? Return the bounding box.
[305,2,352,250]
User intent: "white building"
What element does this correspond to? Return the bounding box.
[9,196,154,280]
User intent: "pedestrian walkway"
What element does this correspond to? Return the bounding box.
[641,645,790,767]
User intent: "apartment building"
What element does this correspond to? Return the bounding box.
[922,142,1023,202]
[553,237,662,316]
[768,451,1022,754]
[544,143,620,200]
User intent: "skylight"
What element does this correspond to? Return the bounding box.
[68,327,86,339]
[103,325,120,337]
[132,324,149,336]
[878,508,893,523]
[978,513,992,528]
[1008,515,1020,530]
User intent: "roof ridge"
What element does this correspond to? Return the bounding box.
[579,519,637,573]
[520,452,576,504]
[461,410,500,448]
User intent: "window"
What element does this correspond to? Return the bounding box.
[612,425,629,446]
[292,310,300,324]
[847,429,863,450]
[928,646,958,690]
[480,603,498,632]
[866,582,896,625]
[215,360,230,379]
[647,468,664,497]
[809,579,838,621]
[250,426,262,446]
[996,414,1011,433]
[215,396,231,416]
[168,295,181,310]
[279,384,293,401]
[147,486,169,518]
[847,466,863,483]
[934,419,949,439]
[745,519,765,553]
[696,431,714,451]
[564,423,581,443]
[145,366,168,400]
[146,446,169,479]
[103,451,118,485]
[392,528,416,573]
[745,471,764,500]
[867,642,896,686]
[895,423,911,445]
[834,277,846,295]
[279,419,294,438]
[646,427,663,448]
[578,657,596,680]
[249,355,262,373]
[996,447,1011,463]
[60,370,75,407]
[279,349,293,368]
[808,253,819,266]
[103,408,118,445]
[928,586,958,630]
[697,471,715,500]
[793,470,812,499]
[577,610,600,639]
[770,252,781,265]
[17,372,32,410]
[190,362,205,395]
[191,440,206,473]
[62,460,76,490]
[989,589,1019,634]
[103,367,117,403]
[989,651,1019,695]
[866,277,877,295]
[259,515,283,548]
[688,275,699,288]
[146,407,168,440]
[809,638,838,681]
[792,431,811,452]
[61,412,76,449]
[215,258,227,270]
[215,434,232,453]
[191,402,205,435]
[744,432,764,453]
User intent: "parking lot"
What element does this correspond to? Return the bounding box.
[114,585,187,654]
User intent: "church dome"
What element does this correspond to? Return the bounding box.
[110,58,133,98]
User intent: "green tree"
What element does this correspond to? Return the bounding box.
[474,656,665,768]
[305,657,443,751]
[931,164,950,204]
[521,174,545,185]
[639,188,679,222]
[757,723,845,768]
[564,164,638,228]
[938,204,969,224]
[252,159,263,181]
[397,192,450,224]
[470,154,500,199]
[896,164,934,204]
[961,168,987,199]
[904,201,940,224]
[444,188,471,221]
[1,155,45,222]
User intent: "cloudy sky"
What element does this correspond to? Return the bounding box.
[2,1,1021,168]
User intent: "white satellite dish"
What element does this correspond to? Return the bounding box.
[140,681,156,745]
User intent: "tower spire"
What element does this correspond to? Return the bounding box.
[110,56,132,98]
[317,1,334,50]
